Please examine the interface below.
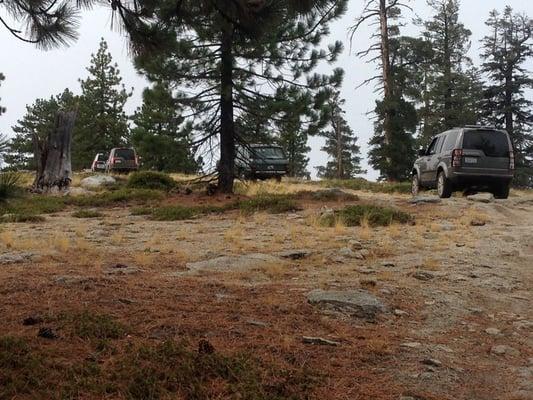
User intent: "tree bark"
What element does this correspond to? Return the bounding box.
[33,111,76,193]
[379,0,393,178]
[218,23,236,194]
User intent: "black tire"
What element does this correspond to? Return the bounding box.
[493,183,510,199]
[437,171,452,198]
[411,174,420,197]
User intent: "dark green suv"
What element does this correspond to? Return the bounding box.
[235,144,288,181]
[412,126,515,199]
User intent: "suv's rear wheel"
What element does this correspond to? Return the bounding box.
[437,171,452,198]
[411,174,420,196]
[492,182,510,199]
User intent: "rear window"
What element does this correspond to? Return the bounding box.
[462,130,510,157]
[253,147,285,159]
[114,149,135,160]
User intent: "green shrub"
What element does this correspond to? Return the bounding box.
[321,204,412,227]
[68,189,165,207]
[236,194,299,214]
[0,213,46,223]
[63,311,127,340]
[72,210,103,218]
[151,205,199,221]
[0,172,23,201]
[127,171,177,191]
[131,207,154,216]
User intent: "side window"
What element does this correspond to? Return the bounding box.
[435,136,445,154]
[442,130,459,152]
[427,137,440,155]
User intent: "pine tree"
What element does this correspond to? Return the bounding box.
[131,1,346,192]
[4,90,76,170]
[316,91,364,179]
[418,0,481,141]
[351,2,419,181]
[481,7,533,187]
[131,84,200,173]
[0,0,79,49]
[73,39,131,170]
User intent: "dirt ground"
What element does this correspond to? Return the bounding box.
[1,186,532,400]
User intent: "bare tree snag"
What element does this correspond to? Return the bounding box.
[32,111,76,193]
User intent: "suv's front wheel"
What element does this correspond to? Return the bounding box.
[437,171,453,198]
[411,174,420,196]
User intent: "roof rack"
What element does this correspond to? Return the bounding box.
[461,125,498,129]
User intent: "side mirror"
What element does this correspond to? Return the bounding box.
[418,149,426,157]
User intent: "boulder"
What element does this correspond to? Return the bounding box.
[80,174,116,189]
[307,289,387,319]
[185,253,283,274]
[467,193,494,203]
[0,252,35,265]
[409,196,442,204]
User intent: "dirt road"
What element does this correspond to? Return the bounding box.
[0,188,532,399]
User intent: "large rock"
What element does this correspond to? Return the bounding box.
[467,193,494,203]
[80,174,116,189]
[409,196,442,204]
[185,253,283,274]
[0,252,35,265]
[307,289,387,319]
[63,187,93,197]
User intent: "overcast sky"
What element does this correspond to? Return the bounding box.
[1,0,532,179]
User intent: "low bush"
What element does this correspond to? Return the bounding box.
[127,171,177,191]
[67,188,165,207]
[0,172,23,201]
[72,210,103,218]
[62,311,127,340]
[151,205,199,221]
[236,194,300,214]
[321,204,413,227]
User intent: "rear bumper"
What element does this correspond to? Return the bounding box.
[449,171,514,186]
[253,171,286,178]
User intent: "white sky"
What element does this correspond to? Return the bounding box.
[1,0,532,179]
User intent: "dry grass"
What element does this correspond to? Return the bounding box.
[0,230,15,249]
[235,180,317,197]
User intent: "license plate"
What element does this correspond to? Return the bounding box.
[464,157,477,164]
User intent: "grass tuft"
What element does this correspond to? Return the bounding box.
[63,311,127,340]
[320,204,412,227]
[72,209,104,219]
[0,172,23,201]
[321,178,411,194]
[127,171,177,191]
[236,194,299,214]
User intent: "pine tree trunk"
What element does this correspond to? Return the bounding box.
[32,111,76,193]
[443,4,452,129]
[218,24,236,194]
[379,0,393,179]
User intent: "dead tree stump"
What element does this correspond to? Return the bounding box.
[32,111,76,193]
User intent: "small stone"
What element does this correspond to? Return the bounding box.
[276,249,313,260]
[104,263,141,275]
[246,319,269,328]
[339,247,357,258]
[491,345,520,357]
[409,196,442,204]
[411,271,435,281]
[470,219,486,227]
[401,342,422,348]
[349,240,363,250]
[485,328,501,335]
[381,261,396,268]
[307,289,386,320]
[38,327,59,340]
[394,309,408,316]
[467,193,494,203]
[360,278,377,287]
[422,358,442,367]
[302,336,340,346]
[456,243,466,247]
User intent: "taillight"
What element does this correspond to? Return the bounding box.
[112,158,118,164]
[509,151,515,170]
[452,149,463,167]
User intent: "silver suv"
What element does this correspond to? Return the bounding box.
[412,126,515,199]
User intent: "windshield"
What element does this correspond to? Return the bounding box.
[462,130,510,157]
[114,149,136,160]
[252,147,285,159]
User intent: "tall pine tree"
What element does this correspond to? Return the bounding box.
[316,90,364,179]
[131,1,346,192]
[481,7,533,187]
[131,84,200,173]
[418,0,482,142]
[73,39,131,170]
